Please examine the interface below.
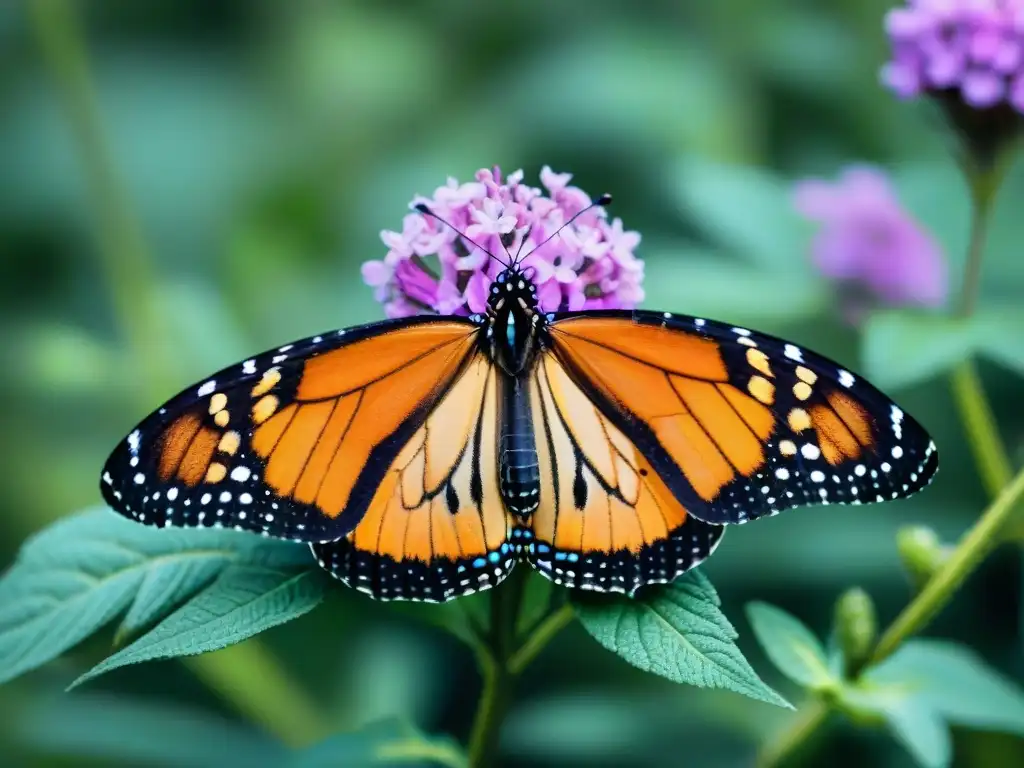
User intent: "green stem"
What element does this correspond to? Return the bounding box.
[467,568,526,768]
[948,161,1013,499]
[761,125,1020,768]
[184,646,330,747]
[956,166,996,320]
[870,465,1024,664]
[30,0,323,747]
[757,699,829,768]
[29,0,168,390]
[508,604,574,675]
[950,359,1013,498]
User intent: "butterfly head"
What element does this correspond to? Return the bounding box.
[489,268,539,312]
[487,268,540,375]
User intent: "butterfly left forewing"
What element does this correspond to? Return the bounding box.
[547,311,938,526]
[101,317,479,542]
[525,352,724,595]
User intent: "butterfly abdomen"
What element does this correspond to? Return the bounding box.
[499,376,540,518]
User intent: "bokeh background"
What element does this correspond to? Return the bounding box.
[2,1,1023,766]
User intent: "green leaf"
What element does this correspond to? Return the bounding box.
[745,602,834,689]
[863,306,1024,390]
[573,571,791,708]
[865,640,1024,736]
[840,688,951,768]
[641,249,827,327]
[73,564,327,686]
[0,507,321,686]
[671,156,810,271]
[502,32,758,160]
[973,306,1024,378]
[13,690,285,768]
[296,719,467,768]
[883,697,952,768]
[115,557,224,643]
[862,311,974,391]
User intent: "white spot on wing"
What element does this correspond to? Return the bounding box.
[197,380,217,397]
[784,344,803,362]
[242,359,257,374]
[128,430,141,455]
[230,466,251,482]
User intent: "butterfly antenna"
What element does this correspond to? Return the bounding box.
[512,224,533,265]
[517,193,612,266]
[413,203,510,269]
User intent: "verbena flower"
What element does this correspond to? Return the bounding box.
[881,0,1024,164]
[793,166,948,317]
[363,166,644,317]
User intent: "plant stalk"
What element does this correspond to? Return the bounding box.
[870,465,1024,664]
[467,568,525,768]
[761,129,1018,768]
[30,0,324,746]
[757,699,829,768]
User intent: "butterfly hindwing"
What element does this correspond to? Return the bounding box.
[312,355,516,602]
[525,352,725,596]
[547,311,938,526]
[101,317,480,542]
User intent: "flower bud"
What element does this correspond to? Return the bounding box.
[897,525,948,592]
[833,587,877,676]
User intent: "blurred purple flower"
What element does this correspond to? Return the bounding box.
[882,0,1024,112]
[882,1,1024,164]
[793,166,948,315]
[363,166,644,317]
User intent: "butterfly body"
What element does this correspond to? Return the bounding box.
[101,265,938,603]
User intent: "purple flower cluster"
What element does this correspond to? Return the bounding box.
[882,0,1024,112]
[794,166,948,311]
[362,167,644,317]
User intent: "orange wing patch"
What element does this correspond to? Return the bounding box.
[551,316,728,380]
[312,359,516,602]
[250,326,477,519]
[810,391,876,465]
[550,325,776,503]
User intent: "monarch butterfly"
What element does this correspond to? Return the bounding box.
[100,195,938,603]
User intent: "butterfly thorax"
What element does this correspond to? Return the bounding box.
[485,268,543,377]
[482,269,544,520]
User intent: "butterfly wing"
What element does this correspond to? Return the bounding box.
[525,351,725,596]
[101,317,480,542]
[312,354,516,602]
[546,310,938,526]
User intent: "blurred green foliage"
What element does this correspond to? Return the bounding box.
[2,1,1024,766]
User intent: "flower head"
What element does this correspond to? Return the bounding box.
[881,0,1024,163]
[362,166,644,317]
[793,166,948,317]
